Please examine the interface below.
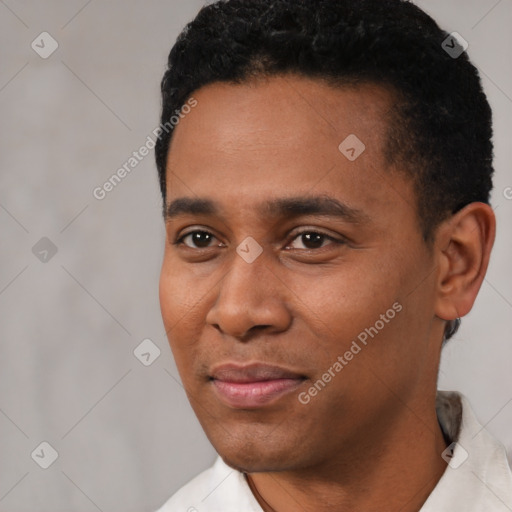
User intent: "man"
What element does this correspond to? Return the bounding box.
[154,0,512,510]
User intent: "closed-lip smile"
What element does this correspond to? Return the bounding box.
[209,363,307,408]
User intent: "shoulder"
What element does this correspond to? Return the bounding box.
[154,456,263,512]
[154,459,221,512]
[423,390,512,511]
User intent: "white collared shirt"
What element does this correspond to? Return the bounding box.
[156,390,512,511]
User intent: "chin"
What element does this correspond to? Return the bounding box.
[219,450,291,474]
[210,430,303,473]
[195,403,317,472]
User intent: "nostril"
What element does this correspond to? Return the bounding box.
[250,325,271,332]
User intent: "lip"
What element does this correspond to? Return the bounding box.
[209,363,306,409]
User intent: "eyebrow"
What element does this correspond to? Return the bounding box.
[164,195,369,224]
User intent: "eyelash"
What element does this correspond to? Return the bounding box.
[173,228,345,251]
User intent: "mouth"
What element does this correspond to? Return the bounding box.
[209,363,307,409]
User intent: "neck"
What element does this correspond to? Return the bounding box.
[247,394,449,512]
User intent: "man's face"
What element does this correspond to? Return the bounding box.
[159,75,441,472]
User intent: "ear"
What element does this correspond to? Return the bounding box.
[434,202,496,322]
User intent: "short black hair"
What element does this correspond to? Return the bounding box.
[155,0,494,340]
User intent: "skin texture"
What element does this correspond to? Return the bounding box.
[159,75,495,512]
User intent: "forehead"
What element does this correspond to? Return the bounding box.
[167,75,393,165]
[164,75,413,224]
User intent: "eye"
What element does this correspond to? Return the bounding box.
[286,230,344,250]
[175,230,221,249]
[173,228,345,252]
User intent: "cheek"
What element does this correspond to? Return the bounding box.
[158,261,181,329]
[293,259,401,340]
[159,249,208,321]
[159,257,207,361]
[290,255,423,398]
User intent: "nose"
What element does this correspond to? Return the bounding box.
[205,251,292,340]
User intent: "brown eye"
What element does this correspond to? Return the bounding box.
[178,230,217,248]
[287,230,342,250]
[300,232,325,249]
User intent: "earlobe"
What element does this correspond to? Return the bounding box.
[434,202,496,322]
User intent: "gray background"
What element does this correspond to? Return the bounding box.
[0,1,511,511]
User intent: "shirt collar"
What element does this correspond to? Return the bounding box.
[173,390,512,511]
[421,390,512,511]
